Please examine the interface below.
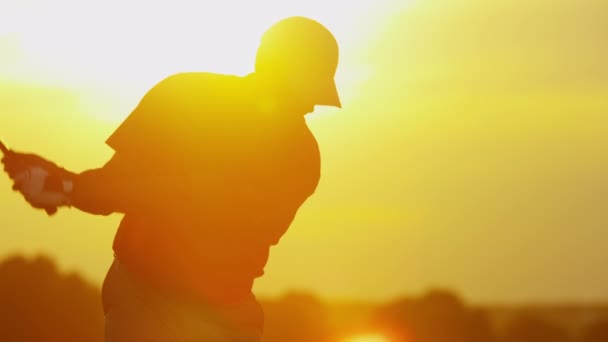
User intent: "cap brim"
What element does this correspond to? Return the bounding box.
[317,79,341,108]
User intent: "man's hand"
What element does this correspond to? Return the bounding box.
[11,166,71,215]
[2,152,73,215]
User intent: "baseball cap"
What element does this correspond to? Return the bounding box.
[255,16,341,108]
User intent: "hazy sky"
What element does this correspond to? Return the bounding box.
[1,0,607,304]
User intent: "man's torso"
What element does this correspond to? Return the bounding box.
[106,72,321,304]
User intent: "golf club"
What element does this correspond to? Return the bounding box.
[0,139,57,215]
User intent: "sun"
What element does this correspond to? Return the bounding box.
[344,333,392,342]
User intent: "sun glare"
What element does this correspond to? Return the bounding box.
[344,333,392,342]
[0,0,405,122]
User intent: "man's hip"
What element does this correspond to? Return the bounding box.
[102,258,264,342]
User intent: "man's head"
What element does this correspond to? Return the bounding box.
[255,16,341,113]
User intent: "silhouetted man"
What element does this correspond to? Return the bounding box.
[2,16,340,341]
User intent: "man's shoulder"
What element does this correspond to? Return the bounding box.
[106,72,248,153]
[151,72,246,97]
[160,71,241,84]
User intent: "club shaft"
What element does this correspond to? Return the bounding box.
[0,140,8,154]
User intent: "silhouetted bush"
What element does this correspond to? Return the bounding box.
[372,289,494,342]
[501,315,571,342]
[0,254,104,342]
[580,319,608,342]
[261,291,331,342]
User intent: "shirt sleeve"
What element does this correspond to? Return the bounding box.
[66,74,195,215]
[67,153,147,215]
[68,148,226,216]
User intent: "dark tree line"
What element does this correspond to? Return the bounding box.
[0,254,104,342]
[0,255,606,342]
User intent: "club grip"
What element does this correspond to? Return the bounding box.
[45,207,58,216]
[1,140,56,216]
[0,140,8,154]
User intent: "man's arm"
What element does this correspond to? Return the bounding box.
[2,74,209,216]
[67,153,135,215]
[69,152,223,216]
[3,150,182,216]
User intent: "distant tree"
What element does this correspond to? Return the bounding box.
[0,254,104,342]
[373,289,495,342]
[501,315,571,342]
[580,319,608,342]
[261,291,331,342]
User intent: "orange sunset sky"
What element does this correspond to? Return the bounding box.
[0,0,607,304]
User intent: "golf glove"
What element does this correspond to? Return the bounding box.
[12,166,73,214]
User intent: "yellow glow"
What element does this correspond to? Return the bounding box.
[344,334,392,342]
[2,0,608,305]
[0,0,405,123]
